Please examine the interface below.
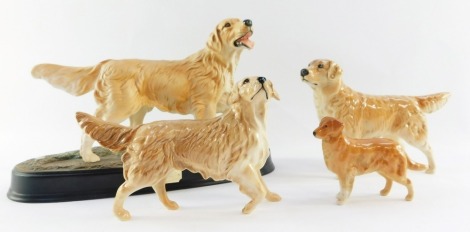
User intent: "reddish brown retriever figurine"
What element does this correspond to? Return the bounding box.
[313,117,425,205]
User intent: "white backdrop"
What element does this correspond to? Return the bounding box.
[1,0,469,231]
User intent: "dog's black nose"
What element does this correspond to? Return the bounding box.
[257,76,266,84]
[244,19,252,27]
[313,131,316,137]
[301,68,309,77]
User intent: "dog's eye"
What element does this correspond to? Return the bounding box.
[318,64,324,69]
[224,22,231,28]
[243,78,250,84]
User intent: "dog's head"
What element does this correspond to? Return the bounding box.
[300,59,343,89]
[229,76,280,105]
[313,117,344,141]
[208,18,254,52]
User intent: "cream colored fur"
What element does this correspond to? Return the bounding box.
[76,77,281,221]
[33,18,254,162]
[302,59,450,173]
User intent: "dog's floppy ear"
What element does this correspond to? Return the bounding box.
[327,61,342,79]
[330,118,345,135]
[267,81,280,100]
[207,26,222,52]
[228,84,240,104]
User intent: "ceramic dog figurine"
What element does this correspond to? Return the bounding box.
[33,18,254,162]
[301,59,450,173]
[313,117,423,205]
[76,77,281,221]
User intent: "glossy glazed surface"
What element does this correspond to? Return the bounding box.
[76,77,281,221]
[302,59,450,173]
[313,117,423,204]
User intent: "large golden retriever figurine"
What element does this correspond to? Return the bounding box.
[33,18,254,162]
[313,117,422,205]
[301,59,450,173]
[76,77,281,221]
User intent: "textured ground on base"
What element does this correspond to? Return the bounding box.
[15,147,122,172]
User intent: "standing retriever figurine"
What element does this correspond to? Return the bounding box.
[313,117,423,205]
[76,77,281,221]
[33,18,254,162]
[301,59,450,173]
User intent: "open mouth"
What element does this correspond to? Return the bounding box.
[251,85,268,100]
[234,31,254,49]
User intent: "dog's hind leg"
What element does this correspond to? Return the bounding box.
[152,179,179,210]
[80,133,101,162]
[401,130,435,174]
[232,165,266,214]
[113,181,143,221]
[392,176,414,201]
[399,117,435,174]
[256,170,281,202]
[417,143,435,174]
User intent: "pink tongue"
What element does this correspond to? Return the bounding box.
[241,39,255,49]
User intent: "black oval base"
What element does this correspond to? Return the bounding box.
[7,147,275,203]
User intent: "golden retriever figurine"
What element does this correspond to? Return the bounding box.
[76,77,281,221]
[301,59,450,173]
[33,18,254,162]
[313,117,422,205]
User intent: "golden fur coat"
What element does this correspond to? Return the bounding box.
[314,117,421,204]
[32,18,254,162]
[301,59,450,173]
[76,77,281,221]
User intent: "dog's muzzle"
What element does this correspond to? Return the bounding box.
[251,77,269,100]
[234,19,254,49]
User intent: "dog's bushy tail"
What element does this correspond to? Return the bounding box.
[406,155,427,171]
[76,112,135,151]
[32,60,109,96]
[415,92,450,114]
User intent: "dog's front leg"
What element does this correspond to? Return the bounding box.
[192,102,216,119]
[336,174,354,205]
[114,181,142,221]
[232,165,266,214]
[256,170,281,202]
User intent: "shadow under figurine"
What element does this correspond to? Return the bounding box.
[76,77,281,221]
[313,117,424,205]
[32,18,254,163]
[301,59,450,174]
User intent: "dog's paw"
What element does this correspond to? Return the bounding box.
[336,199,346,205]
[165,201,180,210]
[405,194,413,201]
[336,192,344,200]
[81,152,101,163]
[266,192,282,202]
[425,168,435,174]
[336,191,349,204]
[242,201,257,214]
[380,189,390,196]
[114,209,131,221]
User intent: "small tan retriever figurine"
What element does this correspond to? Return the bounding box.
[76,77,281,221]
[301,59,450,173]
[313,117,423,205]
[33,18,254,162]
